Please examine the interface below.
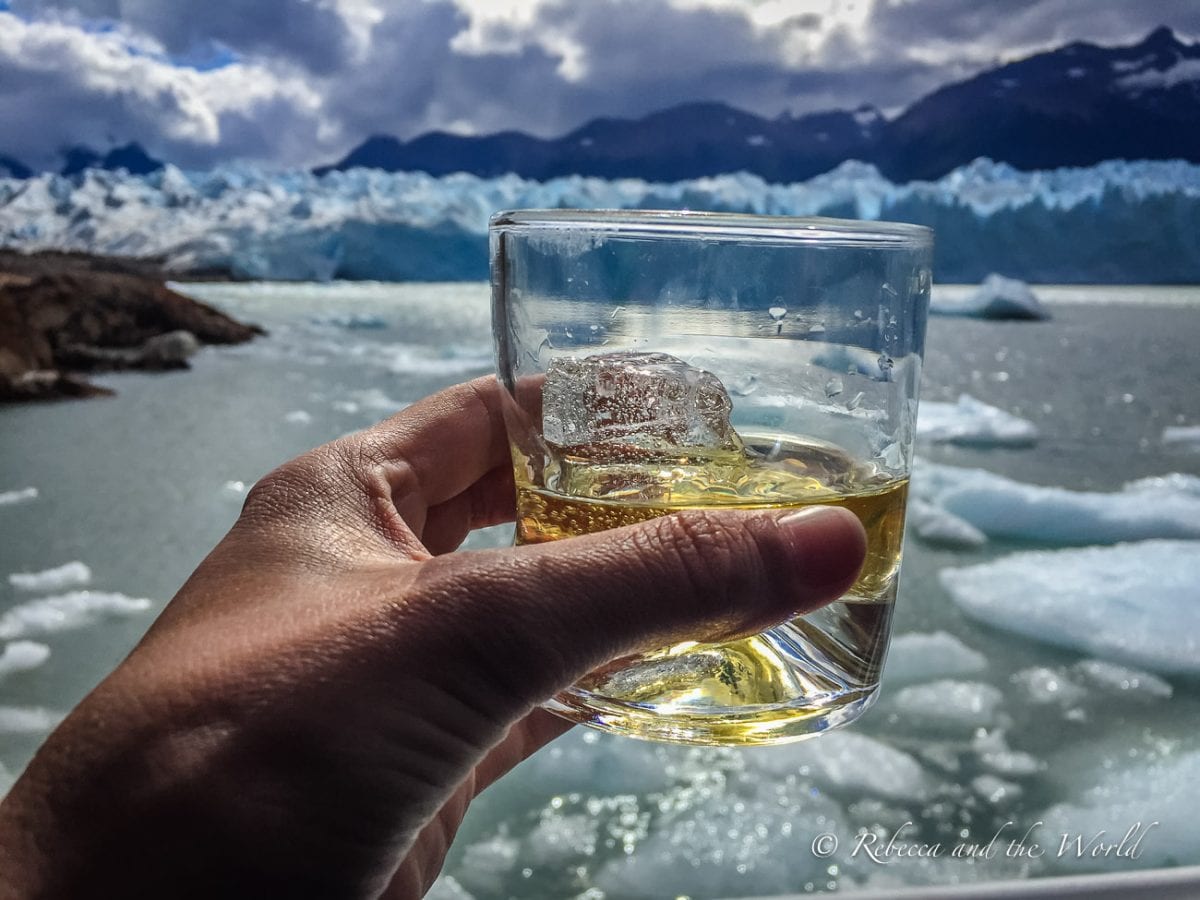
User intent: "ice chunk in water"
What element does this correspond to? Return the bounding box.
[889,680,1005,732]
[942,541,1200,674]
[0,641,50,680]
[1037,750,1200,872]
[884,631,988,686]
[9,561,91,593]
[542,351,743,457]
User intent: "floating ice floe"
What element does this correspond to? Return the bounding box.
[908,498,988,548]
[942,540,1200,675]
[971,729,1045,778]
[932,273,1051,319]
[889,680,1005,732]
[751,730,931,802]
[593,777,847,899]
[972,773,1023,805]
[8,561,92,593]
[1036,750,1200,872]
[916,394,1038,447]
[0,591,154,641]
[0,641,50,680]
[0,487,38,507]
[456,834,519,897]
[884,631,988,686]
[424,876,475,900]
[284,409,313,425]
[1011,666,1089,706]
[525,813,599,866]
[913,462,1200,543]
[1163,424,1200,448]
[1073,659,1172,699]
[380,343,493,377]
[811,344,882,378]
[342,387,407,413]
[0,706,63,734]
[519,728,674,797]
[308,313,388,330]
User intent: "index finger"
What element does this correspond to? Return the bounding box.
[352,375,512,509]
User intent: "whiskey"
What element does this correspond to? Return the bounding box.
[515,435,908,745]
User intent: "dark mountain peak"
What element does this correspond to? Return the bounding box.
[102,143,164,176]
[1138,25,1182,50]
[0,154,32,179]
[316,134,405,175]
[315,28,1200,185]
[61,143,163,177]
[62,146,102,177]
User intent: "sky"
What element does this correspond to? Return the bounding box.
[0,0,1197,171]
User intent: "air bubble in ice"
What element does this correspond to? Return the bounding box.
[825,377,843,398]
[768,306,787,321]
[542,351,744,457]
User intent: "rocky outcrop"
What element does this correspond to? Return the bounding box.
[0,251,261,402]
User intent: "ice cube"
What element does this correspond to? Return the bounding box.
[542,351,743,457]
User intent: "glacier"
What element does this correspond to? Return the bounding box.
[3,157,1200,282]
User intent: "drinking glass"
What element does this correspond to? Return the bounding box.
[490,210,932,745]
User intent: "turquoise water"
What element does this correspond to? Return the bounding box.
[1,283,1198,897]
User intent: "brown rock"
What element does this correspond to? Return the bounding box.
[0,252,261,402]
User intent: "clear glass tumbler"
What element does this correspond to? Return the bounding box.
[490,210,932,745]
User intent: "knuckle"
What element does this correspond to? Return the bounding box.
[240,445,357,523]
[241,462,307,519]
[650,510,764,609]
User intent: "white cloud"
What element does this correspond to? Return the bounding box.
[0,10,327,168]
[0,0,1197,169]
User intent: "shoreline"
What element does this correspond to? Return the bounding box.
[0,249,261,403]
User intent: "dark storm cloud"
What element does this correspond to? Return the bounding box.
[324,0,807,140]
[1,0,1198,169]
[869,0,1200,53]
[9,0,356,72]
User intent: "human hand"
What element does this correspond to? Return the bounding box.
[0,376,866,898]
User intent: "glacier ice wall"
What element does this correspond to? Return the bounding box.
[3,158,1200,282]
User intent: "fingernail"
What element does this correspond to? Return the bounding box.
[776,506,867,590]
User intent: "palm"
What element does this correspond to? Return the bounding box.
[385,710,571,897]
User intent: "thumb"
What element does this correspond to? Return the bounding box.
[418,505,867,713]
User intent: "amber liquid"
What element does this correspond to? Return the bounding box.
[515,435,908,745]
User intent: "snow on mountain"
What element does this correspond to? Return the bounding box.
[3,158,1200,282]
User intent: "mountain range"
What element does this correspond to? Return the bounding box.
[4,26,1198,184]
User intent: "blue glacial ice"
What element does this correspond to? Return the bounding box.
[916,395,1038,447]
[931,273,1051,320]
[913,463,1200,544]
[941,540,1200,674]
[5,158,1200,282]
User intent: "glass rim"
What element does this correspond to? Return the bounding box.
[490,208,933,248]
